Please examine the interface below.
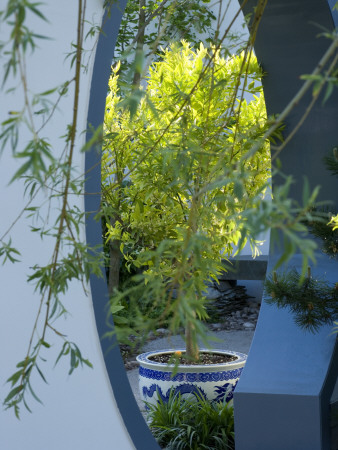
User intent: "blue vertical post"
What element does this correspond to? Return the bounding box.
[235,1,338,449]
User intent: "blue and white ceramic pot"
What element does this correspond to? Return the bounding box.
[136,348,247,407]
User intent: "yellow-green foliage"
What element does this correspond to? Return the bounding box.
[330,215,338,231]
[103,42,270,268]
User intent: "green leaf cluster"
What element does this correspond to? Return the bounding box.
[241,174,321,276]
[55,341,93,375]
[0,238,21,264]
[102,42,271,352]
[4,337,93,418]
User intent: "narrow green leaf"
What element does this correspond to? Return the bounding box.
[16,358,33,369]
[6,370,23,387]
[27,381,43,405]
[82,359,93,369]
[35,365,48,383]
[4,385,23,404]
[14,404,20,419]
[9,161,32,184]
[322,82,334,104]
[69,349,76,374]
[54,342,68,367]
[23,397,33,414]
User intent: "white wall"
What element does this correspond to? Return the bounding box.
[0,2,271,449]
[0,2,134,449]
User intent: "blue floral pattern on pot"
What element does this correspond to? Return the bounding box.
[136,349,247,406]
[214,381,239,403]
[143,383,208,403]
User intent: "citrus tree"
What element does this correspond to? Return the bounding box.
[102,41,272,358]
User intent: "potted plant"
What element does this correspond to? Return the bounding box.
[102,38,273,405]
[136,348,247,407]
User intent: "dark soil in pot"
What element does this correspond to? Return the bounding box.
[149,351,237,365]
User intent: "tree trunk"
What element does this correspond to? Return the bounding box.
[185,312,199,361]
[184,196,201,361]
[108,217,121,297]
[132,0,146,88]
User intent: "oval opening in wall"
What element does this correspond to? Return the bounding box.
[86,1,271,448]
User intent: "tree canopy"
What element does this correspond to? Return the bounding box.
[102,42,271,355]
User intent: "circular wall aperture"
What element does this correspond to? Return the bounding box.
[85,1,338,449]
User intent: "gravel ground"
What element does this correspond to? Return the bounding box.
[122,299,260,371]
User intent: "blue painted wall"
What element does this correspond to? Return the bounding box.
[235,1,338,449]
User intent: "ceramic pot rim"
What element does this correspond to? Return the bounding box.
[136,348,247,371]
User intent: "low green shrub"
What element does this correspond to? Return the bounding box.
[146,390,235,449]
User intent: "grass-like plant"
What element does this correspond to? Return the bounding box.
[146,389,235,449]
